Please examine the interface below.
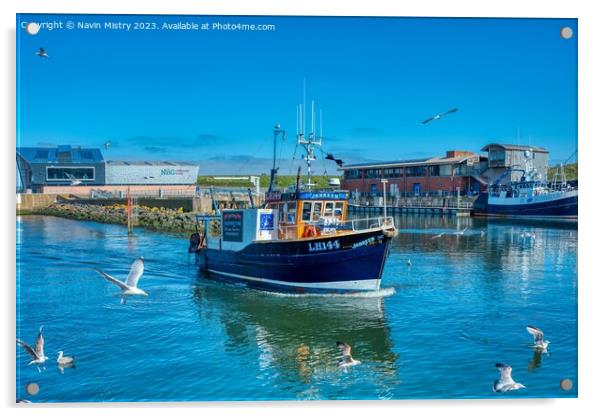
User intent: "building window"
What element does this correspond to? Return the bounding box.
[489,150,505,162]
[46,167,95,181]
[344,169,360,180]
[406,166,427,177]
[413,183,421,196]
[439,164,452,176]
[429,165,440,176]
[363,169,382,179]
[384,167,403,178]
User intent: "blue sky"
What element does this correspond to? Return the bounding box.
[17,14,577,174]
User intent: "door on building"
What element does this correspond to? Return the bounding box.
[413,183,421,196]
[370,183,378,195]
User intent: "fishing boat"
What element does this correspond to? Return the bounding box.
[473,150,578,220]
[189,101,397,294]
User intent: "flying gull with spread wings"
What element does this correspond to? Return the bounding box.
[336,341,361,368]
[64,172,82,186]
[453,227,468,236]
[36,47,49,58]
[421,108,458,125]
[16,326,48,366]
[526,325,550,351]
[493,363,526,392]
[94,257,147,303]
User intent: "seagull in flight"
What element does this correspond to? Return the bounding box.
[64,172,82,186]
[453,227,468,236]
[103,141,112,150]
[421,108,458,125]
[336,341,361,368]
[325,153,344,167]
[493,363,526,392]
[16,326,48,366]
[36,47,49,58]
[94,257,147,304]
[431,232,445,239]
[526,325,550,351]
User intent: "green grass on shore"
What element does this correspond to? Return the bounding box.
[197,174,341,189]
[548,162,578,181]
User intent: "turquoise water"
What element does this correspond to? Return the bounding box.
[16,214,577,402]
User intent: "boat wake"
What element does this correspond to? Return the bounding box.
[259,287,396,299]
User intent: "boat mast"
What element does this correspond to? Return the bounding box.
[297,97,322,190]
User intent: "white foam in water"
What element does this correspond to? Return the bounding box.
[259,286,396,298]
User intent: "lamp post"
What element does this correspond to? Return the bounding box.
[381,178,388,218]
[268,123,286,192]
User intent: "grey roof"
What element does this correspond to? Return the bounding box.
[340,154,479,170]
[105,160,198,167]
[17,146,104,163]
[481,143,548,153]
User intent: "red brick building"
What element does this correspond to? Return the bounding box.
[340,150,489,197]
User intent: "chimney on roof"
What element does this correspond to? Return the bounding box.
[446,150,475,158]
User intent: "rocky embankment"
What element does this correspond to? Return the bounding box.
[38,202,198,233]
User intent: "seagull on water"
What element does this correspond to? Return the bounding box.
[57,351,75,366]
[36,47,49,58]
[57,351,75,373]
[421,108,458,125]
[407,259,412,266]
[493,363,526,392]
[453,227,468,236]
[526,325,550,351]
[94,257,147,303]
[16,326,48,366]
[336,341,361,368]
[432,232,445,239]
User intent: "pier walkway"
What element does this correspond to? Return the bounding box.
[348,197,474,216]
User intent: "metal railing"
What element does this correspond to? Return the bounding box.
[350,196,474,210]
[195,214,395,242]
[275,215,395,239]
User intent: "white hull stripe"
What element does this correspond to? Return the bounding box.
[207,269,381,291]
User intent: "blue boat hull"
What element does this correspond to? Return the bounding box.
[474,193,578,219]
[196,229,393,294]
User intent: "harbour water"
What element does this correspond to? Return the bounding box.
[16,214,577,401]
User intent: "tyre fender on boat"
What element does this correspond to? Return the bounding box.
[302,225,319,238]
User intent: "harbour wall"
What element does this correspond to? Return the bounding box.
[37,202,199,233]
[16,191,264,233]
